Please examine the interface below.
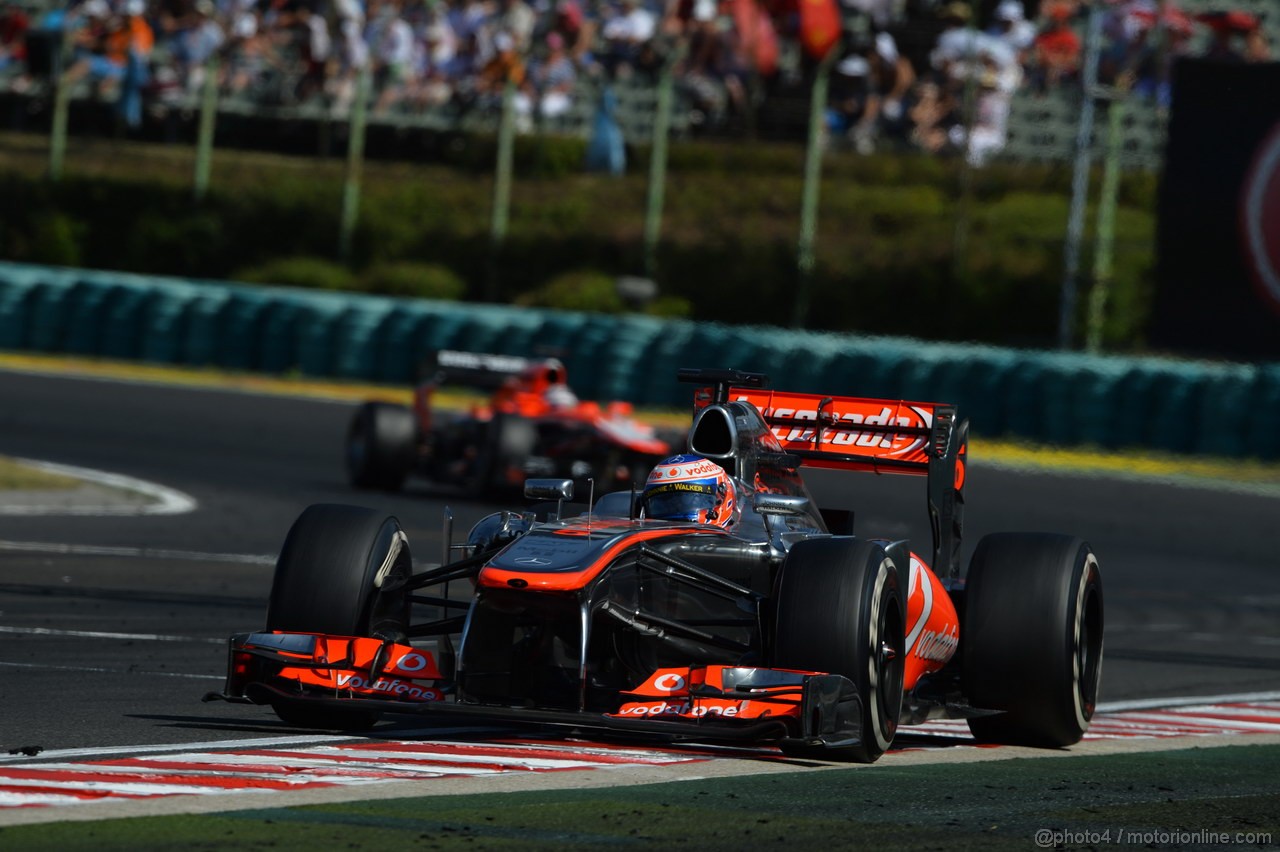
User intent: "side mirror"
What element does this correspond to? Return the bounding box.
[524,479,575,501]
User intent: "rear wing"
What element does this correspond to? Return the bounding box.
[719,388,959,475]
[683,369,968,580]
[420,350,562,390]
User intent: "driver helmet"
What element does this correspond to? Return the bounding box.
[544,382,578,408]
[642,454,736,528]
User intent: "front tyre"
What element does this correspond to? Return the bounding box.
[772,538,905,763]
[264,504,414,730]
[963,533,1103,747]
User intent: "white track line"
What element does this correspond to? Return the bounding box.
[0,661,223,680]
[0,730,508,764]
[0,458,196,516]
[0,539,273,564]
[1098,690,1280,712]
[0,626,226,644]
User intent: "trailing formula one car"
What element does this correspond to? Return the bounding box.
[345,350,675,495]
[210,368,1104,763]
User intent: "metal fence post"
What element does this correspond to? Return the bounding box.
[48,30,69,183]
[488,77,517,301]
[643,39,685,282]
[1059,4,1103,349]
[1086,86,1126,353]
[952,9,980,281]
[193,55,219,202]
[339,64,370,264]
[794,48,838,329]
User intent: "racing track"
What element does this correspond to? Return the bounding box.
[0,367,1278,817]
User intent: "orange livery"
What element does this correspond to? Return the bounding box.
[210,367,1103,763]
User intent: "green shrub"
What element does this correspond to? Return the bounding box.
[13,212,84,267]
[359,261,468,300]
[516,269,625,313]
[231,256,357,291]
[0,138,1160,351]
[647,295,693,318]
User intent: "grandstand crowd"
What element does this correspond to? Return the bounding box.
[0,0,1272,163]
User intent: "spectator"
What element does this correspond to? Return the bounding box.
[167,0,225,94]
[599,0,657,77]
[406,17,457,110]
[0,1,29,76]
[549,0,596,68]
[494,0,535,53]
[369,0,415,110]
[1199,11,1264,64]
[473,29,524,110]
[515,31,577,121]
[293,4,330,102]
[1030,2,1081,91]
[1244,19,1272,62]
[63,0,155,100]
[955,62,1011,166]
[327,1,368,112]
[844,0,902,31]
[828,31,915,154]
[909,77,960,155]
[987,0,1035,63]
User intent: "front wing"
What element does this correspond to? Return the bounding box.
[205,631,862,749]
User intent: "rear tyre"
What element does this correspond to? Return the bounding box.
[772,538,905,763]
[474,415,538,495]
[264,503,414,730]
[963,533,1103,747]
[346,402,417,491]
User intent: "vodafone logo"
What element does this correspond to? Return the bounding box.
[1241,121,1280,317]
[653,673,686,692]
[394,652,430,672]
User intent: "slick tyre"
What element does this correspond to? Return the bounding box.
[963,533,1104,748]
[346,402,417,491]
[475,415,538,496]
[773,539,905,763]
[264,504,414,730]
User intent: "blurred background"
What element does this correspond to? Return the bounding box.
[0,0,1277,441]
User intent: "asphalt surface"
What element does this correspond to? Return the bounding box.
[0,367,1278,757]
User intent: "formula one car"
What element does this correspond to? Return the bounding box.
[345,350,675,495]
[210,368,1104,763]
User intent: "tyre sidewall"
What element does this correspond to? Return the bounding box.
[963,533,1103,746]
[772,538,905,761]
[266,503,412,640]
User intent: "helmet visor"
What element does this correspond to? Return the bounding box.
[644,482,717,522]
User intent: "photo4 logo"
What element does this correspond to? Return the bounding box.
[1241,120,1280,318]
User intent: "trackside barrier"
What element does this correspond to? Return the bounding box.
[0,261,1277,460]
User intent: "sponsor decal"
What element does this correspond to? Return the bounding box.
[335,673,443,701]
[514,557,551,565]
[650,458,722,483]
[735,398,931,454]
[913,624,958,663]
[653,673,686,692]
[615,700,746,717]
[393,652,431,673]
